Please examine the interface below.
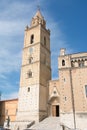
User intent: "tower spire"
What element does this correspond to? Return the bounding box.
[30,7,46,28]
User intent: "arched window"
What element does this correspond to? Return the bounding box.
[44,37,46,46]
[78,60,84,67]
[62,60,65,66]
[29,57,33,64]
[30,34,34,44]
[71,61,74,67]
[27,70,32,78]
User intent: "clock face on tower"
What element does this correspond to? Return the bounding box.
[29,47,33,54]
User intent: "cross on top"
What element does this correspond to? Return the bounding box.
[37,5,40,11]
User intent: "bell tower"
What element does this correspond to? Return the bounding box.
[17,9,51,122]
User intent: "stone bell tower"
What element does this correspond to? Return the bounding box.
[17,9,51,122]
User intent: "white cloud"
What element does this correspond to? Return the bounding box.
[0,49,21,74]
[0,74,7,80]
[0,81,18,91]
[0,21,25,36]
[45,16,74,79]
[0,0,74,97]
[1,91,18,100]
[0,1,36,20]
[0,1,40,76]
[0,1,73,78]
[0,81,19,100]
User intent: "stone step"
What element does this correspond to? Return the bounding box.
[26,117,62,130]
[10,121,34,130]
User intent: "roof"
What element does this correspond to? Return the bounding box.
[0,98,18,102]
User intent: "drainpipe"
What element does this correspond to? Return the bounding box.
[69,57,76,129]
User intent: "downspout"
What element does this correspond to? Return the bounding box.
[69,56,76,129]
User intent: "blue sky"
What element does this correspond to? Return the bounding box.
[0,0,87,100]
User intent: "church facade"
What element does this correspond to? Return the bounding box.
[0,10,87,130]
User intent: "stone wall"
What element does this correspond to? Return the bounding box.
[0,99,18,126]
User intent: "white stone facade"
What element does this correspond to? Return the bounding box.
[17,85,39,121]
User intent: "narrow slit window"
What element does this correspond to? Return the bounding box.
[44,37,46,46]
[65,97,67,101]
[16,109,18,114]
[64,78,66,82]
[29,57,33,64]
[85,85,87,97]
[27,70,32,78]
[30,34,34,44]
[28,87,30,92]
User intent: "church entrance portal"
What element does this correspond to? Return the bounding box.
[52,105,59,117]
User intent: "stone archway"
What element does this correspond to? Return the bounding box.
[48,96,60,117]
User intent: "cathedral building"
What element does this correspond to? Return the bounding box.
[0,9,87,130]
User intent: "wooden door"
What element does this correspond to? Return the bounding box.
[52,105,56,116]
